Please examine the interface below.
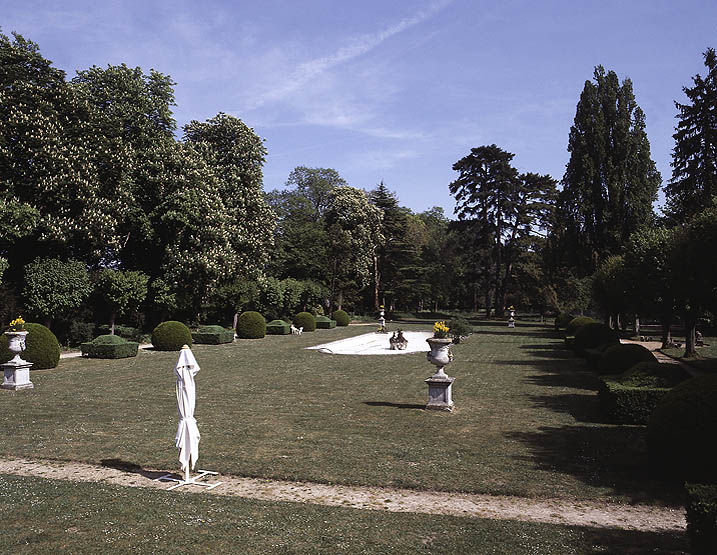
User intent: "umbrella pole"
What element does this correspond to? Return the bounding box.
[184,465,190,483]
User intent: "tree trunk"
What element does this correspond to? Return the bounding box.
[373,255,380,310]
[44,317,52,329]
[660,319,672,349]
[109,311,116,335]
[473,287,478,313]
[684,318,697,358]
[233,312,238,332]
[337,290,343,312]
[634,315,640,337]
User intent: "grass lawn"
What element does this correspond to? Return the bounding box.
[0,474,688,554]
[0,320,683,505]
[661,335,717,373]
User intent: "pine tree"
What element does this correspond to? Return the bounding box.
[666,48,717,222]
[556,66,660,275]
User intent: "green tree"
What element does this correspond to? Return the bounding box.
[368,182,418,310]
[324,186,383,311]
[557,66,661,274]
[95,269,149,334]
[591,255,629,328]
[449,145,556,315]
[666,48,717,222]
[623,227,678,347]
[669,207,717,357]
[23,258,91,328]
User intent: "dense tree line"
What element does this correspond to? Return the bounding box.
[1,30,715,354]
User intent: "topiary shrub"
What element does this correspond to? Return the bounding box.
[686,483,717,554]
[315,315,336,329]
[237,311,266,339]
[0,322,61,370]
[449,317,473,343]
[565,316,596,337]
[597,343,658,375]
[152,321,192,351]
[266,319,290,335]
[598,363,689,425]
[574,322,620,354]
[333,309,350,327]
[648,374,717,483]
[98,324,141,342]
[555,312,575,331]
[293,312,316,332]
[80,334,138,359]
[584,342,616,371]
[191,325,234,345]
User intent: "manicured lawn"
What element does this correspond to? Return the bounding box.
[661,335,717,373]
[0,474,688,554]
[1,321,683,504]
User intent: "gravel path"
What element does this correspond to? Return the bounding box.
[0,457,685,533]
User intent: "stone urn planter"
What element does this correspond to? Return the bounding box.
[426,337,453,378]
[425,337,454,411]
[2,330,33,390]
[5,331,29,363]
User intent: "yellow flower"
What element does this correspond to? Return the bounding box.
[8,316,25,332]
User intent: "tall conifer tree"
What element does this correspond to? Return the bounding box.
[556,66,660,275]
[666,48,717,222]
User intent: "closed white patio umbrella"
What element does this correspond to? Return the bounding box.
[156,345,222,490]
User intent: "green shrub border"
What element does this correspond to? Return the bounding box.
[191,326,234,345]
[266,320,290,335]
[315,315,336,329]
[598,380,671,425]
[686,483,717,554]
[81,340,139,359]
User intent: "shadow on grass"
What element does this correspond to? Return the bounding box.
[363,401,425,410]
[525,372,601,391]
[475,329,556,339]
[100,458,169,480]
[527,393,607,424]
[579,526,688,554]
[506,425,685,505]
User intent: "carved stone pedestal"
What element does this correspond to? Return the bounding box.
[2,359,34,390]
[425,376,454,411]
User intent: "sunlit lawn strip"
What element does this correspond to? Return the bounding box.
[0,474,688,555]
[0,322,683,504]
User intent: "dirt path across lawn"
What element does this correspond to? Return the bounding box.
[0,457,684,533]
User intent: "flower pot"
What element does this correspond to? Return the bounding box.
[426,337,453,378]
[5,331,28,364]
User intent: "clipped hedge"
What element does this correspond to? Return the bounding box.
[565,316,595,337]
[648,374,717,483]
[554,312,575,331]
[266,320,290,335]
[0,322,60,369]
[597,343,658,375]
[98,324,141,342]
[191,325,234,345]
[449,317,473,343]
[293,312,316,332]
[152,321,192,351]
[237,311,266,339]
[333,309,350,327]
[573,322,620,354]
[686,483,717,554]
[599,362,690,424]
[81,334,138,359]
[584,343,615,371]
[315,315,336,329]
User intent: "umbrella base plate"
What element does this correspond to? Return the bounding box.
[155,469,223,491]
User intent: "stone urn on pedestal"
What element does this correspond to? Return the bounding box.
[425,322,454,411]
[507,307,516,328]
[2,325,34,390]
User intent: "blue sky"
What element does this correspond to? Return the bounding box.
[3,0,716,215]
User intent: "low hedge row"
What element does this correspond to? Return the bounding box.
[266,320,290,335]
[191,325,234,345]
[81,335,138,359]
[315,315,336,329]
[598,381,672,425]
[686,483,717,554]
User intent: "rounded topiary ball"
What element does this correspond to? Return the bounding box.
[0,322,60,370]
[555,312,575,331]
[293,312,316,332]
[597,343,658,375]
[574,322,620,353]
[648,374,717,483]
[333,309,350,327]
[152,321,192,351]
[236,311,266,339]
[566,316,596,336]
